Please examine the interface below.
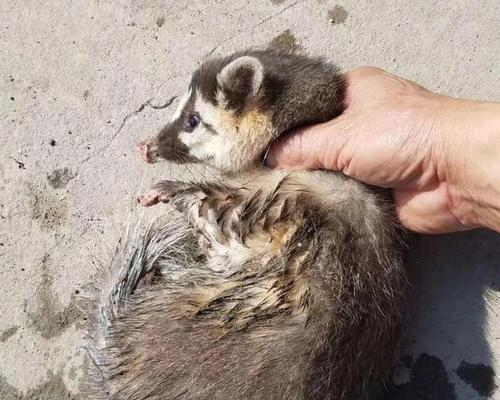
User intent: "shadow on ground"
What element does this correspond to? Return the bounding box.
[381,230,499,399]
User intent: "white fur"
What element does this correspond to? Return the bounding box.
[217,56,264,97]
[177,89,273,172]
[172,87,192,121]
[178,93,235,170]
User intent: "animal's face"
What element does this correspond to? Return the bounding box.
[139,56,274,173]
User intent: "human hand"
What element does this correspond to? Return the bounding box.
[265,67,500,234]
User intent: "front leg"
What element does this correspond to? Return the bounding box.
[139,180,244,246]
[138,180,193,208]
[138,177,302,273]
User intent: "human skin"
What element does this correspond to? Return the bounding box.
[265,67,500,234]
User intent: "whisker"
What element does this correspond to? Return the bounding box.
[201,164,220,182]
[189,162,212,183]
[178,154,199,182]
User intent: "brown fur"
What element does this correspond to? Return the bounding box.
[88,50,407,400]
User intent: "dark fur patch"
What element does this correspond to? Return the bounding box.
[190,49,344,138]
[154,91,198,163]
[156,120,193,163]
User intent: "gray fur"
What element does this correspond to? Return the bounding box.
[88,50,407,400]
[192,49,343,136]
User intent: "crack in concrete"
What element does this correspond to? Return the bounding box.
[148,96,178,110]
[105,95,177,154]
[78,95,177,168]
[204,0,307,59]
[254,0,307,29]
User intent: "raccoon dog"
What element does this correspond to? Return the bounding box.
[88,50,406,400]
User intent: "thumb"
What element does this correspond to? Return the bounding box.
[264,119,349,170]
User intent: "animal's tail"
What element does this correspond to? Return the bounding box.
[85,212,195,399]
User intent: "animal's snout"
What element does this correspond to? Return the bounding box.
[138,124,190,164]
[137,138,156,164]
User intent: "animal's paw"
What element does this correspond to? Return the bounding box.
[138,181,184,207]
[136,138,159,164]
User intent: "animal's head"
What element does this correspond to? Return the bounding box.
[138,50,343,173]
[139,55,276,173]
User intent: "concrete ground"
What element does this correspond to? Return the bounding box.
[0,0,499,399]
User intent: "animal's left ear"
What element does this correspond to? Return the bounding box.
[217,56,264,102]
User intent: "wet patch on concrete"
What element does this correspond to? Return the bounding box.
[328,5,348,24]
[28,371,82,400]
[27,254,89,339]
[30,186,68,230]
[382,353,456,400]
[270,0,286,4]
[455,361,497,397]
[0,326,18,343]
[156,16,165,27]
[268,29,302,54]
[0,371,82,400]
[47,167,76,189]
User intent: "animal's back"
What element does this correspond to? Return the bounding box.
[88,169,405,400]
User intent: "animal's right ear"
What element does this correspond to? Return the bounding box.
[217,56,264,102]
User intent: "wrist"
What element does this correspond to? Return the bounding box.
[439,98,500,232]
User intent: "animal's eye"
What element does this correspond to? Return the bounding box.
[187,114,201,130]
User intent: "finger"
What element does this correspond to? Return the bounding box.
[264,68,382,170]
[265,118,351,170]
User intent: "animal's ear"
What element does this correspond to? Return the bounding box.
[217,56,264,100]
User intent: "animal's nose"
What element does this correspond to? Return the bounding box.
[136,140,154,164]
